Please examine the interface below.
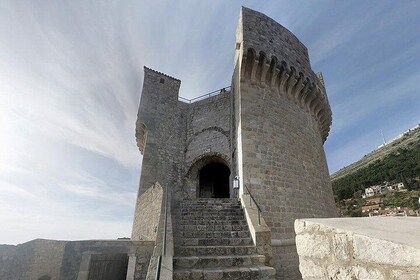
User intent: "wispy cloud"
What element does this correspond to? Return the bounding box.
[0,1,419,244]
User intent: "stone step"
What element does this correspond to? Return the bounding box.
[178,219,247,226]
[178,214,245,220]
[179,205,241,209]
[173,254,265,269]
[178,237,253,246]
[175,245,257,256]
[180,203,240,207]
[179,203,241,210]
[175,224,249,232]
[173,264,276,280]
[179,204,240,208]
[180,209,242,214]
[179,230,250,239]
[178,216,245,222]
[180,209,244,213]
[178,208,242,213]
[179,202,241,206]
[181,198,238,203]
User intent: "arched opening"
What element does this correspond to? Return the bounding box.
[199,162,230,198]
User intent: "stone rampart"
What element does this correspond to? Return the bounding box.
[60,240,154,280]
[0,238,154,280]
[0,239,66,280]
[295,217,420,280]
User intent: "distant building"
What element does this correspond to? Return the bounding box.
[363,185,383,197]
[362,182,405,198]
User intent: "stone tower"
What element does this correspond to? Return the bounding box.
[132,7,336,279]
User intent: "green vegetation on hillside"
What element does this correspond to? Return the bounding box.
[332,141,420,201]
[382,191,420,209]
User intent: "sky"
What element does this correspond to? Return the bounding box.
[0,1,419,245]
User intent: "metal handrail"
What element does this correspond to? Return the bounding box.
[155,185,169,279]
[243,184,262,225]
[178,86,231,104]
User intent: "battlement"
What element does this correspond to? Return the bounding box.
[239,7,313,79]
[144,66,181,83]
[236,7,332,142]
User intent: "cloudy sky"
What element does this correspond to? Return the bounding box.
[1,1,419,244]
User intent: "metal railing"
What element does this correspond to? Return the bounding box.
[243,184,262,225]
[178,86,231,104]
[155,185,169,280]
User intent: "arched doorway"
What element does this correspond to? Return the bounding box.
[199,162,230,198]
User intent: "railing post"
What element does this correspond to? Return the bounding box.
[163,185,168,256]
[155,255,162,280]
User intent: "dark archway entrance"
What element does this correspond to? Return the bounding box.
[199,162,230,198]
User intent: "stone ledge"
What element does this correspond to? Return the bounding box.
[295,217,420,280]
[296,217,420,249]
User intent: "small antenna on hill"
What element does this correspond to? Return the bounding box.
[381,129,386,145]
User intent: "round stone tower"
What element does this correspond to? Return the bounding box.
[232,7,336,278]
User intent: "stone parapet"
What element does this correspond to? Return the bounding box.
[295,217,420,280]
[237,7,332,142]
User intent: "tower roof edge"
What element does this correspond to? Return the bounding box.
[143,66,181,83]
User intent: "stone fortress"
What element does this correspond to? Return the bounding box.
[1,6,419,280]
[131,6,336,280]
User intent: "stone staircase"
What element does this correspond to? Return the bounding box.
[173,198,275,280]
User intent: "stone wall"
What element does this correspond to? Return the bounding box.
[0,239,154,280]
[32,239,67,280]
[0,239,66,280]
[295,217,420,280]
[59,240,154,280]
[183,91,232,198]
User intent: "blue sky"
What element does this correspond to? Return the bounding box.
[0,1,419,244]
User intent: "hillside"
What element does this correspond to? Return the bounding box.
[332,125,420,181]
[331,125,420,201]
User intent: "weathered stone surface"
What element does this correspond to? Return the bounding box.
[299,258,325,278]
[353,234,420,267]
[295,217,420,280]
[0,239,65,280]
[131,182,163,241]
[391,270,420,280]
[332,233,350,261]
[295,234,330,258]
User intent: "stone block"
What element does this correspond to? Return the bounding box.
[326,264,385,280]
[299,258,325,279]
[391,270,420,280]
[352,266,384,280]
[353,234,420,267]
[332,233,350,261]
[295,233,330,259]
